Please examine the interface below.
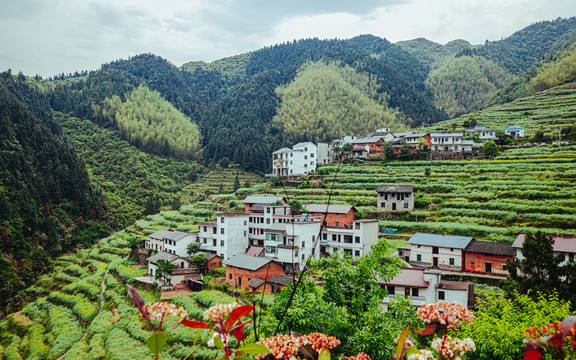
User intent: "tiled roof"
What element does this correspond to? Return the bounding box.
[408,232,474,249]
[512,233,576,253]
[466,240,515,256]
[378,268,429,288]
[149,229,192,242]
[246,277,266,288]
[376,185,414,193]
[440,280,472,291]
[430,132,464,137]
[246,246,264,257]
[147,251,180,264]
[267,275,295,287]
[243,195,285,204]
[304,204,354,214]
[224,254,277,271]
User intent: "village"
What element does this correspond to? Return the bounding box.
[134,184,576,310]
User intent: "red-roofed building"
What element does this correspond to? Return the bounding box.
[303,204,356,228]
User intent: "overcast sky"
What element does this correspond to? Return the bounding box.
[1,0,576,77]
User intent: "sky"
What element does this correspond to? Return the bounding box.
[1,0,576,77]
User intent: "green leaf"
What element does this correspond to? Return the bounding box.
[214,336,225,351]
[146,331,167,355]
[237,343,271,355]
[318,347,331,360]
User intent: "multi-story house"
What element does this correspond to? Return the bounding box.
[243,195,286,212]
[319,219,379,258]
[303,204,356,227]
[376,185,415,211]
[512,233,576,266]
[144,229,196,254]
[379,268,474,310]
[197,213,249,260]
[430,132,466,159]
[504,126,525,138]
[407,232,474,271]
[465,126,497,142]
[271,142,317,177]
[463,240,515,276]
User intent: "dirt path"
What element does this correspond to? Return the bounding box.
[57,269,109,360]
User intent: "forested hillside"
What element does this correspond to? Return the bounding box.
[0,73,107,313]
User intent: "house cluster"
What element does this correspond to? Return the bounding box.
[379,232,576,310]
[142,195,379,293]
[272,126,525,176]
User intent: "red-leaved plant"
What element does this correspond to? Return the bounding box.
[522,316,576,360]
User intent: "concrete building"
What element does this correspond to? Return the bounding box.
[144,229,196,255]
[272,142,317,177]
[512,233,576,266]
[379,268,474,310]
[376,185,415,211]
[407,232,474,271]
[505,126,525,138]
[465,126,497,142]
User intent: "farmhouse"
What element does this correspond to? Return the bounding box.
[407,232,474,271]
[243,195,286,212]
[223,254,284,289]
[505,126,525,138]
[379,268,474,310]
[512,233,576,265]
[245,274,295,294]
[272,142,317,177]
[146,251,192,284]
[303,204,356,227]
[465,126,497,142]
[144,229,196,255]
[376,185,415,211]
[463,240,515,276]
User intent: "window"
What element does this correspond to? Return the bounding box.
[355,223,360,230]
[243,231,246,237]
[213,239,217,246]
[380,202,386,208]
[449,258,455,266]
[502,264,507,270]
[310,153,314,158]
[355,250,360,257]
[438,291,445,300]
[417,254,422,261]
[203,238,207,244]
[213,228,217,234]
[244,221,247,226]
[266,218,270,224]
[312,235,315,242]
[304,155,307,159]
[302,241,305,248]
[432,247,439,254]
[332,234,337,241]
[355,236,360,243]
[266,208,270,214]
[203,226,207,232]
[323,234,327,240]
[471,261,475,266]
[229,273,232,280]
[404,203,409,208]
[335,222,339,227]
[387,286,395,295]
[302,254,305,260]
[220,240,224,247]
[295,250,299,257]
[220,217,224,223]
[220,228,225,234]
[412,288,419,297]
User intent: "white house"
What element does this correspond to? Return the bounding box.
[272,142,317,176]
[319,219,379,258]
[197,213,249,260]
[505,126,525,138]
[376,185,415,211]
[407,232,474,271]
[147,251,192,284]
[512,233,576,266]
[144,229,197,255]
[379,268,474,310]
[430,132,464,152]
[465,126,497,142]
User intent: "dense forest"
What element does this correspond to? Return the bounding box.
[0,73,107,313]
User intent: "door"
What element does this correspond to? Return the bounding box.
[485,263,492,273]
[433,257,439,267]
[392,203,397,210]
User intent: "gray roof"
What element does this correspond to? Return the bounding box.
[408,232,474,249]
[293,142,316,148]
[243,195,285,204]
[265,223,287,233]
[223,254,277,271]
[304,204,355,214]
[505,126,525,130]
[267,275,295,287]
[465,240,515,256]
[350,138,381,144]
[147,251,180,264]
[149,229,192,242]
[405,133,428,138]
[376,185,414,193]
[393,132,415,137]
[273,147,292,153]
[246,277,266,288]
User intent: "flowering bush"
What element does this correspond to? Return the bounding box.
[417,303,474,329]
